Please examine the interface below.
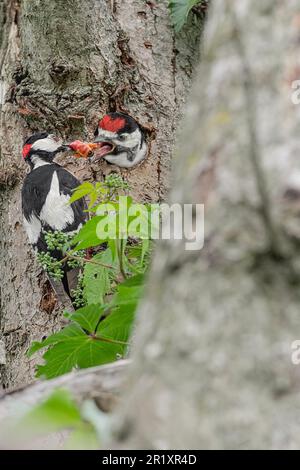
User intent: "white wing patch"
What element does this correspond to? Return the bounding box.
[40,171,74,230]
[23,214,41,244]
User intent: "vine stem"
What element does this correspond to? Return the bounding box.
[91,334,129,346]
[60,253,114,269]
[116,238,127,280]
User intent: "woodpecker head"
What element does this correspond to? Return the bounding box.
[22,132,66,167]
[92,112,147,168]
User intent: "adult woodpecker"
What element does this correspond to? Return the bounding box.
[21,132,88,302]
[91,112,147,168]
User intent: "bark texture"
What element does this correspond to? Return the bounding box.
[0,1,201,390]
[0,360,128,421]
[113,0,300,449]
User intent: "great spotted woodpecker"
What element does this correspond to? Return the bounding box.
[92,112,147,168]
[21,132,88,303]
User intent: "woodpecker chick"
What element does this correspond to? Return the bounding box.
[92,112,147,168]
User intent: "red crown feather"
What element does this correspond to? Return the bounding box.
[22,143,32,159]
[99,115,126,133]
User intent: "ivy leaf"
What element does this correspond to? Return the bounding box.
[168,0,200,32]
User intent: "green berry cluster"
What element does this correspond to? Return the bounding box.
[67,251,86,269]
[37,252,64,280]
[44,231,72,251]
[70,272,86,308]
[104,173,130,191]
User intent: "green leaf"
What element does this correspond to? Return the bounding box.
[64,423,99,450]
[69,182,95,204]
[76,337,123,369]
[113,274,144,306]
[108,239,117,261]
[30,304,129,379]
[19,389,82,432]
[87,191,99,209]
[17,389,99,449]
[71,217,105,250]
[70,304,105,333]
[28,181,153,381]
[83,249,116,305]
[95,274,145,343]
[169,0,200,32]
[141,238,150,265]
[36,335,123,379]
[97,304,136,344]
[27,323,84,357]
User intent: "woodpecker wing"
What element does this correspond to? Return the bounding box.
[22,164,88,245]
[22,164,88,307]
[22,166,56,250]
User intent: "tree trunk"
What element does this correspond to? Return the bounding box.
[113,0,300,449]
[0,0,201,391]
[0,360,129,421]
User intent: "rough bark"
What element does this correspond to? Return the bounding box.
[112,0,300,449]
[0,359,128,421]
[0,0,201,391]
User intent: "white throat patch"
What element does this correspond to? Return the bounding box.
[31,155,51,169]
[104,141,147,168]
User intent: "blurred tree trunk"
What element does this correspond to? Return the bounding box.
[114,0,300,449]
[0,0,201,391]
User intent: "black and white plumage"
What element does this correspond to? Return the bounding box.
[21,132,87,301]
[92,112,147,168]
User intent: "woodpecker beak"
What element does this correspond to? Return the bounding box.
[90,141,116,162]
[64,140,116,161]
[59,144,71,152]
[49,134,62,144]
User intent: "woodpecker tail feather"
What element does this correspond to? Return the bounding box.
[48,276,74,313]
[64,267,81,299]
[46,266,81,312]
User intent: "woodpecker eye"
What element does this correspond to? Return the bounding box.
[118,134,126,141]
